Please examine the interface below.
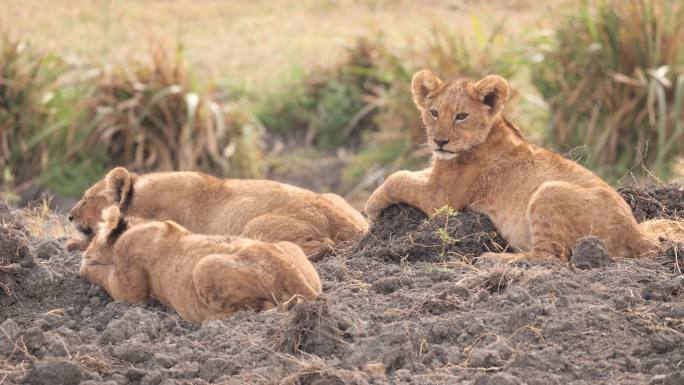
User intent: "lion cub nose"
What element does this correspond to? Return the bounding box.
[434,138,450,148]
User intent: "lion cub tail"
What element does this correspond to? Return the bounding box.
[639,219,684,243]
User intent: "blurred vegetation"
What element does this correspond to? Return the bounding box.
[532,0,684,180]
[253,39,389,150]
[69,46,263,180]
[1,38,263,199]
[0,33,68,194]
[2,0,684,202]
[253,24,524,196]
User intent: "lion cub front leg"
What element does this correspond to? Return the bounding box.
[365,170,438,221]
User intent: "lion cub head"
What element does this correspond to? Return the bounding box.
[68,167,135,250]
[80,205,182,285]
[79,205,130,284]
[411,70,510,160]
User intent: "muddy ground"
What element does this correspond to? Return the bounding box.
[1,185,684,385]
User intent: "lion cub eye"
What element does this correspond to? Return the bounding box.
[454,112,469,122]
[429,109,438,119]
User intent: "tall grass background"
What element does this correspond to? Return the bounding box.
[532,0,684,180]
[0,33,66,194]
[1,0,683,204]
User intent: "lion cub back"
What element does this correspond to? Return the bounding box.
[70,167,368,259]
[191,239,322,317]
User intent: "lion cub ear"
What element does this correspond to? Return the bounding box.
[99,206,128,244]
[470,75,510,115]
[412,69,443,109]
[105,167,133,208]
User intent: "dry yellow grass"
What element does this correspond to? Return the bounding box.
[21,199,74,239]
[0,0,569,87]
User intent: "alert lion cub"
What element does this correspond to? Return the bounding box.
[80,206,322,323]
[68,168,368,260]
[365,70,681,262]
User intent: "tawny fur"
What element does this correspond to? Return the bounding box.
[365,70,683,262]
[68,168,368,260]
[80,206,322,323]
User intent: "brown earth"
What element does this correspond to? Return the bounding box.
[618,184,684,222]
[1,185,684,385]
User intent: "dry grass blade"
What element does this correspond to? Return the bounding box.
[70,44,263,178]
[277,356,369,385]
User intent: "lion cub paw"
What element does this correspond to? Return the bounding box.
[364,193,388,222]
[66,238,88,252]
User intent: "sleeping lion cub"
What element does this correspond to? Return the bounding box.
[68,167,368,260]
[365,70,684,262]
[80,206,322,323]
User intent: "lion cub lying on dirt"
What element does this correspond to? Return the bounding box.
[80,206,322,323]
[68,167,368,260]
[366,70,683,262]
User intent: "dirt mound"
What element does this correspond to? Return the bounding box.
[569,236,613,269]
[0,201,21,228]
[347,204,509,263]
[0,221,36,306]
[1,184,683,384]
[278,360,370,385]
[619,184,684,222]
[275,297,362,357]
[0,226,33,266]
